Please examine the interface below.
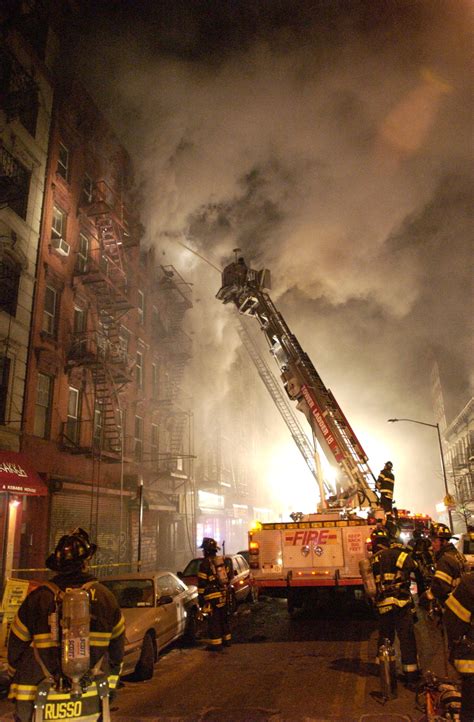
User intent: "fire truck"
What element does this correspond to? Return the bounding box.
[216,255,384,611]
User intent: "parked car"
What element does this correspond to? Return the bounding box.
[101,571,200,680]
[178,552,258,613]
[458,532,474,571]
[237,549,250,564]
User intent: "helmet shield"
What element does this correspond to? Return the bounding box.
[46,528,97,572]
[200,537,220,555]
[430,523,452,540]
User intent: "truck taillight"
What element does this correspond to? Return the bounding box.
[249,541,259,569]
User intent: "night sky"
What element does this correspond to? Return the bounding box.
[72,1,473,517]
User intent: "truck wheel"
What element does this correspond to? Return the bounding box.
[135,632,156,681]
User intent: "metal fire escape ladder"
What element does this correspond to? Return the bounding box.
[237,319,330,491]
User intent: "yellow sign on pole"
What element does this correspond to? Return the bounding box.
[0,578,31,654]
[444,494,456,509]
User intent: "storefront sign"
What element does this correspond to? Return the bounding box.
[0,451,48,496]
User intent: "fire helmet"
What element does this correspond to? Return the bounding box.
[200,537,220,555]
[370,527,391,550]
[430,523,452,540]
[46,527,97,572]
[385,461,393,469]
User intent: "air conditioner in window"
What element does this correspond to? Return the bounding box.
[51,236,70,257]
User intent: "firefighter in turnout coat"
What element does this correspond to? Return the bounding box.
[7,529,125,722]
[370,527,420,683]
[376,461,395,513]
[420,523,467,608]
[444,572,474,721]
[197,538,231,651]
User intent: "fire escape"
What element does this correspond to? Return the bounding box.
[0,48,37,217]
[0,46,38,125]
[154,266,193,477]
[66,180,136,459]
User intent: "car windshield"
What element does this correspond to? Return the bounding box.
[102,579,154,608]
[182,559,201,576]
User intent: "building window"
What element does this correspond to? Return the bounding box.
[93,403,103,448]
[57,142,70,181]
[137,290,145,325]
[136,351,143,389]
[134,415,143,462]
[19,92,38,138]
[0,257,21,316]
[75,233,89,273]
[51,206,66,241]
[151,362,158,400]
[151,423,159,461]
[34,373,52,438]
[66,386,81,445]
[0,357,11,424]
[72,306,86,355]
[42,285,58,336]
[0,146,31,220]
[80,174,93,206]
[119,327,130,351]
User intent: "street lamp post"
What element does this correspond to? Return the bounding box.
[387,417,454,531]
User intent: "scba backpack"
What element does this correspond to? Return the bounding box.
[212,556,230,588]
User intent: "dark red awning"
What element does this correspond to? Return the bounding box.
[0,451,48,496]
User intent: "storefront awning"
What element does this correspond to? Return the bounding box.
[0,451,48,496]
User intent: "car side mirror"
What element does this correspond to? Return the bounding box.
[158,595,173,606]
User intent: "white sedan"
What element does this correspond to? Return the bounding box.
[102,571,200,680]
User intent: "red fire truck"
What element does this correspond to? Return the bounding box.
[216,256,384,611]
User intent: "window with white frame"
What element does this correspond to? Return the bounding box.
[57,142,70,181]
[137,290,145,325]
[73,306,86,355]
[34,373,53,438]
[136,350,143,389]
[42,285,58,336]
[51,206,66,241]
[134,415,143,462]
[75,233,89,273]
[93,403,103,448]
[81,174,93,205]
[66,386,81,445]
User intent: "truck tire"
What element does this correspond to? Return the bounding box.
[135,632,156,681]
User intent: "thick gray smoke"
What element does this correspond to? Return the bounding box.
[76,1,473,517]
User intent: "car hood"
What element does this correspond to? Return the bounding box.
[121,608,156,643]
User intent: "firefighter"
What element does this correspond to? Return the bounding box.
[370,527,420,683]
[444,572,474,721]
[419,522,467,608]
[376,461,395,513]
[197,537,231,651]
[7,528,125,722]
[407,522,434,595]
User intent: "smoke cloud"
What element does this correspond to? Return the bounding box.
[75,1,473,518]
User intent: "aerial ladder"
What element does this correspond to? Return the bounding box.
[217,255,379,511]
[237,318,332,498]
